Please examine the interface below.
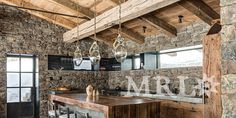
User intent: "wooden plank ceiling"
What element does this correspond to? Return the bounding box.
[0,0,220,46]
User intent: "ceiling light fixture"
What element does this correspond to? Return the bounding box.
[73,0,83,66]
[89,0,101,65]
[113,0,127,63]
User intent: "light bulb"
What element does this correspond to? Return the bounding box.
[113,34,127,63]
[89,42,101,65]
[73,46,83,66]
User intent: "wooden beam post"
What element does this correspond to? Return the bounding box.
[179,0,220,25]
[203,22,222,118]
[63,0,180,43]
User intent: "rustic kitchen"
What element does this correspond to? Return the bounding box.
[0,0,236,118]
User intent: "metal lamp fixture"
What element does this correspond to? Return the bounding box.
[113,34,127,62]
[89,0,101,65]
[113,0,127,63]
[73,0,83,66]
[89,41,101,65]
[73,46,83,66]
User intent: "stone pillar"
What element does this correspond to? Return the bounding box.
[220,0,236,117]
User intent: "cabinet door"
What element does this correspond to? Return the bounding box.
[167,107,183,118]
[183,109,202,118]
[160,106,168,118]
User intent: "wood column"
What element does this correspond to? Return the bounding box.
[203,22,222,118]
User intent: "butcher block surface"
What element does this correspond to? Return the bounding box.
[50,93,161,118]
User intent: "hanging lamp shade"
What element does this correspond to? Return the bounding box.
[113,34,127,62]
[73,46,83,66]
[89,41,101,65]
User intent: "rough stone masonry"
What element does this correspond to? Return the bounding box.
[0,6,110,118]
[220,0,236,117]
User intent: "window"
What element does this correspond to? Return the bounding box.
[121,57,132,70]
[159,45,203,68]
[143,52,157,70]
[7,54,38,103]
[133,54,141,70]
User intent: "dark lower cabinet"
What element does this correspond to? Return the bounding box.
[7,103,34,118]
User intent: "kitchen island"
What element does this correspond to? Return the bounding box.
[50,93,160,118]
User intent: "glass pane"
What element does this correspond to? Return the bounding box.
[21,88,31,102]
[36,73,39,87]
[21,73,33,87]
[121,58,132,70]
[21,58,33,72]
[144,53,157,70]
[160,49,203,68]
[7,73,19,87]
[7,57,20,72]
[133,57,141,70]
[36,58,39,72]
[7,88,19,103]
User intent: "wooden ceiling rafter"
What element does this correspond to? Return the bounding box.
[63,0,181,43]
[1,0,221,45]
[141,14,177,37]
[47,0,114,45]
[50,0,144,44]
[179,0,220,25]
[0,0,77,29]
[112,0,177,37]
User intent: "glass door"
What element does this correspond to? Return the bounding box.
[7,54,39,118]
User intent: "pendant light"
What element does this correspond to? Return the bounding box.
[89,0,101,65]
[73,0,83,66]
[113,0,127,63]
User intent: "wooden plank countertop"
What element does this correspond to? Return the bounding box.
[50,93,161,118]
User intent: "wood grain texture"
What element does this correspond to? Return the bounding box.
[179,0,220,25]
[49,0,144,44]
[110,26,145,44]
[203,33,222,118]
[50,93,161,118]
[63,0,180,42]
[141,14,177,37]
[0,0,76,29]
[160,101,204,118]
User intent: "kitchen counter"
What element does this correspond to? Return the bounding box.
[50,93,161,118]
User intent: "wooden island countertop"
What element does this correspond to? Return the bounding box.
[50,93,161,118]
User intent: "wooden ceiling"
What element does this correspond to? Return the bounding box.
[0,0,220,46]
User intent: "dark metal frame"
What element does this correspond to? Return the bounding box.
[6,54,39,118]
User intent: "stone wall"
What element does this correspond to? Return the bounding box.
[125,22,209,55]
[0,6,109,118]
[109,22,209,97]
[220,0,236,117]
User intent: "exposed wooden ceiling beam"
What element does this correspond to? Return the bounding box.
[0,0,76,29]
[110,26,145,44]
[89,36,113,46]
[0,0,77,29]
[50,0,144,44]
[110,0,121,4]
[48,0,94,19]
[179,0,220,25]
[63,0,180,43]
[110,27,145,44]
[141,14,177,36]
[111,0,177,37]
[48,0,115,45]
